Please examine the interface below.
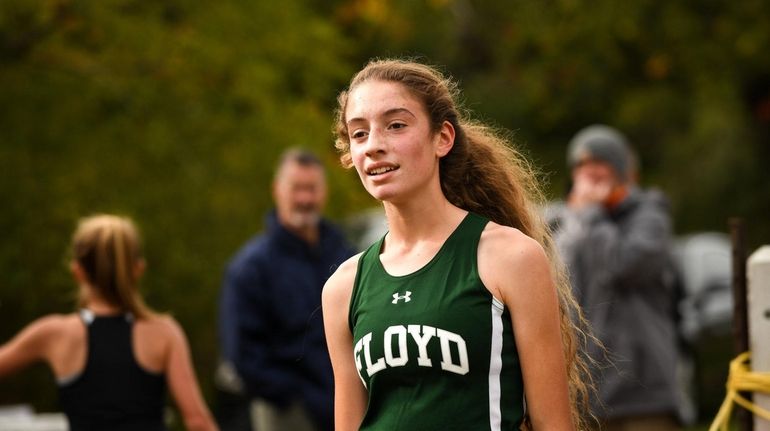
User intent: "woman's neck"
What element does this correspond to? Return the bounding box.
[80,286,123,315]
[382,197,466,246]
[378,197,467,277]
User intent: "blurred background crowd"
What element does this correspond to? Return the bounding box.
[1,1,769,429]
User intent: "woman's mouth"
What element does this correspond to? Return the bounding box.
[366,165,399,176]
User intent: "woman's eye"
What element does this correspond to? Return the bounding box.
[351,130,368,139]
[389,122,406,130]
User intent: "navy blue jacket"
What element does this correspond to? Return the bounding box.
[219,211,353,430]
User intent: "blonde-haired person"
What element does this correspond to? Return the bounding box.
[0,214,218,431]
[322,58,593,431]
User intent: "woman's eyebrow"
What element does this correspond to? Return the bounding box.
[346,107,417,126]
[382,107,416,118]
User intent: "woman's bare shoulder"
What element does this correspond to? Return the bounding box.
[478,222,552,301]
[480,222,545,262]
[136,314,183,338]
[29,313,81,337]
[7,313,81,353]
[322,253,362,304]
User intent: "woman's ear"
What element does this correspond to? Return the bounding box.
[435,120,455,158]
[70,261,89,285]
[134,258,147,280]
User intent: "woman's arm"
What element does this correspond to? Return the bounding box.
[479,224,574,430]
[322,254,367,431]
[0,316,59,378]
[161,317,219,431]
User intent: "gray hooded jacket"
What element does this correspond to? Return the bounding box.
[550,187,681,420]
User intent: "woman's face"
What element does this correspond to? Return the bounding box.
[344,80,452,203]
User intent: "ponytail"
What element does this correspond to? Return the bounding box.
[72,214,154,319]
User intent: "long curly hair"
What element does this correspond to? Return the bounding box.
[334,58,597,429]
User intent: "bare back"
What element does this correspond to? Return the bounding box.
[1,312,172,382]
[0,310,219,430]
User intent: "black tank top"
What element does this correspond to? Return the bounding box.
[58,310,166,431]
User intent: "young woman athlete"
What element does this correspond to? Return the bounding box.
[0,214,218,431]
[322,59,592,430]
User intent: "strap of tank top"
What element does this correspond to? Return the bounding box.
[79,308,95,325]
[456,212,489,243]
[348,236,386,331]
[78,308,134,325]
[443,213,488,278]
[435,212,488,257]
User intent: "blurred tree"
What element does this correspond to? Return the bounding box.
[329,0,770,244]
[0,0,368,423]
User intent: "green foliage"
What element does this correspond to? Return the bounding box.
[331,0,770,242]
[0,0,366,415]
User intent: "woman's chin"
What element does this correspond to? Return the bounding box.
[366,186,396,202]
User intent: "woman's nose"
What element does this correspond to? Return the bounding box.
[364,129,386,157]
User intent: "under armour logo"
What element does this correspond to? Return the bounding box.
[392,291,412,304]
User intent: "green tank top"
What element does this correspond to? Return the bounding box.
[349,212,524,431]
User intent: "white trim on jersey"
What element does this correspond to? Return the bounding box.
[488,297,505,431]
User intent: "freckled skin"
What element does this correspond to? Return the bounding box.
[345,81,445,205]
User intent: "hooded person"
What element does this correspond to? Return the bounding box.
[551,124,685,430]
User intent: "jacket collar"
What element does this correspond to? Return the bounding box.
[264,209,329,255]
